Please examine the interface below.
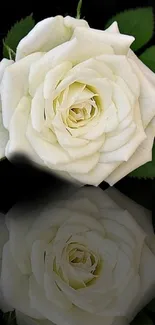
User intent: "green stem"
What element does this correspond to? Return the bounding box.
[3,41,16,60]
[76,0,83,19]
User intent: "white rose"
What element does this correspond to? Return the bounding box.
[0,186,155,325]
[0,17,155,185]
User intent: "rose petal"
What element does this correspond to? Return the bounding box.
[16,16,89,60]
[1,242,43,318]
[5,96,43,165]
[46,152,100,174]
[16,311,54,325]
[0,58,14,85]
[43,61,72,99]
[72,27,134,55]
[0,111,9,159]
[26,117,70,164]
[106,117,155,185]
[96,55,140,98]
[1,53,43,129]
[129,58,155,128]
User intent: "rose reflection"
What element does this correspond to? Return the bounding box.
[0,185,155,325]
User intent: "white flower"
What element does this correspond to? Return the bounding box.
[0,186,155,325]
[0,17,155,185]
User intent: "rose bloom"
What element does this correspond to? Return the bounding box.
[0,16,155,185]
[0,186,155,325]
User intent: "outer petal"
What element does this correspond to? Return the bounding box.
[46,153,100,174]
[128,49,155,90]
[1,53,43,129]
[16,311,54,325]
[105,22,120,34]
[16,16,89,60]
[72,27,134,55]
[0,59,13,159]
[127,244,155,321]
[105,117,155,185]
[129,58,155,128]
[5,199,36,275]
[104,22,155,130]
[1,242,43,318]
[26,118,70,165]
[30,274,115,325]
[0,215,12,312]
[105,187,153,238]
[0,58,14,85]
[5,96,43,166]
[0,111,9,159]
[69,161,120,186]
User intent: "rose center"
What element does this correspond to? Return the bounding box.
[68,246,98,275]
[69,99,96,124]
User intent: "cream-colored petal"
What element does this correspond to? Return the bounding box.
[64,197,99,218]
[29,35,114,96]
[83,103,118,140]
[70,186,119,210]
[127,244,155,321]
[43,61,72,99]
[105,22,120,34]
[31,83,45,132]
[31,240,46,288]
[0,58,14,85]
[16,16,89,60]
[101,122,136,153]
[52,69,101,100]
[30,273,114,325]
[5,96,43,165]
[5,200,35,275]
[54,125,89,149]
[64,135,104,159]
[29,274,71,324]
[112,82,132,122]
[16,311,54,325]
[72,27,134,55]
[63,16,89,29]
[69,161,119,186]
[73,57,115,80]
[1,242,43,318]
[105,187,152,239]
[128,49,155,88]
[0,59,14,158]
[129,58,155,128]
[1,53,43,129]
[26,117,70,164]
[96,55,140,98]
[100,102,146,162]
[115,77,136,108]
[46,152,100,174]
[0,111,9,159]
[44,267,72,310]
[106,116,155,185]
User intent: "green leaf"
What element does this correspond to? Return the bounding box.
[76,0,83,19]
[105,7,154,51]
[129,142,155,179]
[3,14,35,59]
[131,311,153,325]
[140,46,155,72]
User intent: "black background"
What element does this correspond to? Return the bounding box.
[0,1,155,323]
